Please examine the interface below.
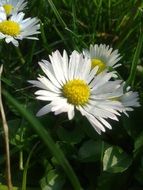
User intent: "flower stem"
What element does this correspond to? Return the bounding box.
[15,47,25,65]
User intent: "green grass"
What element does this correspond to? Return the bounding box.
[0,0,143,189]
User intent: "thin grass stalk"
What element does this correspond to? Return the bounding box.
[0,65,13,190]
[126,27,143,87]
[115,0,142,48]
[40,21,51,52]
[15,47,25,65]
[2,89,83,190]
[47,0,67,29]
[21,142,40,190]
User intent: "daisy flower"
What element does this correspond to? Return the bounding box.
[0,7,40,46]
[108,82,140,116]
[119,85,140,116]
[83,44,122,74]
[29,50,125,134]
[0,0,27,16]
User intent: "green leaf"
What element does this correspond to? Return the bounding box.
[0,184,18,190]
[103,146,132,173]
[8,119,21,138]
[134,156,143,185]
[134,167,143,185]
[8,119,37,149]
[2,89,83,190]
[0,184,39,190]
[134,107,143,156]
[134,131,143,157]
[57,126,84,144]
[96,171,130,190]
[56,142,76,158]
[78,140,109,162]
[40,169,65,190]
[122,107,143,139]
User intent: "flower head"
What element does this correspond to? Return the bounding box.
[0,0,27,16]
[119,85,140,116]
[0,7,40,46]
[29,50,125,134]
[83,44,121,74]
[109,83,140,116]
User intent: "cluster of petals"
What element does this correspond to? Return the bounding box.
[0,2,139,134]
[0,0,40,46]
[0,0,27,15]
[29,48,140,134]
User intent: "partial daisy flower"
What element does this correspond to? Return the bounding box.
[0,0,27,16]
[83,44,122,74]
[109,83,140,116]
[28,50,125,134]
[0,7,40,46]
[119,85,140,116]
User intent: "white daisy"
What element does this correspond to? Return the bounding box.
[83,44,122,74]
[29,50,125,134]
[119,85,140,116]
[0,7,40,46]
[108,83,140,116]
[0,0,27,16]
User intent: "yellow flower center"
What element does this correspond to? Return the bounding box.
[110,97,120,101]
[91,58,106,74]
[0,20,20,36]
[62,79,90,105]
[3,4,13,15]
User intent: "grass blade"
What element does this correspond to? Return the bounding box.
[126,27,143,87]
[47,0,67,29]
[0,66,13,190]
[2,89,83,190]
[21,142,39,190]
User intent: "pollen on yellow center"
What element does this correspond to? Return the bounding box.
[0,20,20,36]
[62,79,90,105]
[91,58,106,74]
[3,4,13,15]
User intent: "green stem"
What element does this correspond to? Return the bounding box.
[21,142,39,190]
[19,151,24,170]
[47,0,67,29]
[2,89,83,190]
[15,47,25,65]
[40,21,51,52]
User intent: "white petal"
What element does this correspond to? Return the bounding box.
[5,36,14,43]
[68,50,80,80]
[0,7,6,21]
[68,105,75,120]
[78,106,106,132]
[0,32,5,39]
[98,117,112,129]
[38,76,60,93]
[11,38,19,46]
[49,51,65,84]
[28,80,47,90]
[36,104,52,116]
[38,61,61,88]
[35,90,60,96]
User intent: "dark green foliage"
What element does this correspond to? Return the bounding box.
[0,0,143,189]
